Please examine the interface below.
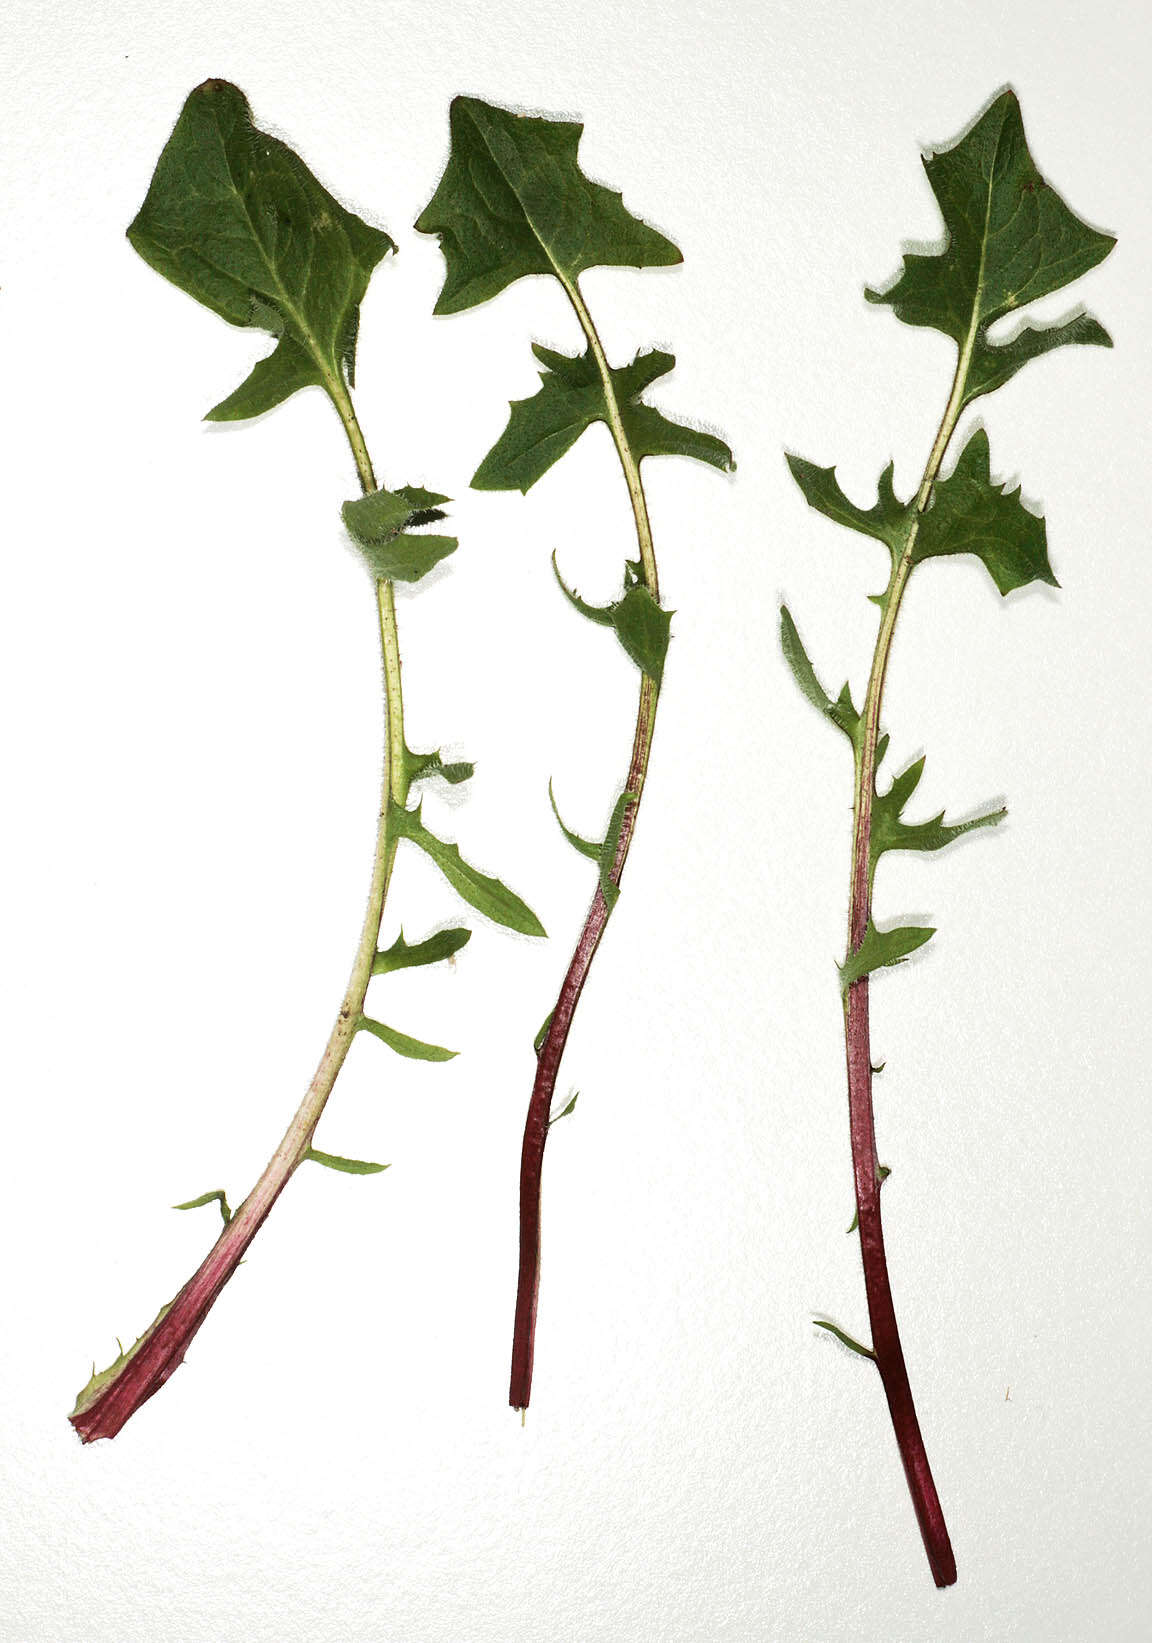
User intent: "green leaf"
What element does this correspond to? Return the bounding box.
[357,1014,457,1062]
[128,80,394,419]
[786,455,910,552]
[866,90,1114,392]
[598,790,636,914]
[547,782,636,911]
[779,607,861,744]
[473,346,733,492]
[548,780,601,861]
[373,927,471,976]
[343,487,423,539]
[965,313,1112,405]
[342,486,458,584]
[172,1188,231,1226]
[393,802,546,937]
[612,585,672,684]
[552,557,672,682]
[848,1165,890,1234]
[813,1319,876,1361]
[839,920,936,990]
[915,428,1057,594]
[872,754,1006,866]
[304,1147,389,1175]
[404,748,473,786]
[207,335,326,422]
[415,95,682,315]
[551,556,617,627]
[355,533,458,584]
[534,1010,554,1055]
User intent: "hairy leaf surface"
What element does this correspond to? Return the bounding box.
[914,429,1057,594]
[342,486,457,583]
[866,89,1114,397]
[964,313,1112,404]
[839,920,936,990]
[474,346,733,492]
[128,80,394,419]
[786,456,910,553]
[357,1014,457,1062]
[872,755,1005,866]
[394,803,546,937]
[779,606,861,744]
[304,1147,389,1175]
[415,95,681,314]
[553,557,672,683]
[597,790,636,913]
[548,781,602,861]
[404,748,474,787]
[373,927,472,976]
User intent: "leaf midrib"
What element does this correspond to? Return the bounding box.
[208,116,344,387]
[461,101,578,287]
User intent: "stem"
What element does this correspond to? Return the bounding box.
[71,380,407,1442]
[509,277,660,1412]
[841,326,977,1585]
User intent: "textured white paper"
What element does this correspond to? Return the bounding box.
[1,1,1148,1637]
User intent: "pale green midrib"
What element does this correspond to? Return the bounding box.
[846,119,1004,954]
[462,109,659,595]
[210,121,356,399]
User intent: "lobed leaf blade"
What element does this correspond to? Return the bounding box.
[473,345,732,493]
[393,803,546,938]
[553,556,672,682]
[342,486,458,584]
[965,313,1113,406]
[779,607,861,744]
[128,80,394,417]
[915,428,1057,595]
[839,920,936,991]
[866,89,1114,391]
[786,455,910,552]
[415,95,682,316]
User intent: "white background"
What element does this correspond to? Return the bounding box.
[2,1,1149,1638]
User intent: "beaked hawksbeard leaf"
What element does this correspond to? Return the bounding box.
[342,485,457,583]
[404,747,475,787]
[414,95,682,314]
[553,556,672,684]
[914,428,1057,594]
[779,606,862,745]
[357,1014,457,1063]
[866,89,1114,405]
[304,1147,388,1175]
[392,803,546,937]
[596,790,636,913]
[785,456,911,555]
[839,920,936,990]
[373,927,472,976]
[128,79,395,420]
[871,755,1005,867]
[547,782,634,911]
[474,346,734,492]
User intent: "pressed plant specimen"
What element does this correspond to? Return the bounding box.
[781,89,1114,1584]
[415,95,734,1413]
[70,81,543,1443]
